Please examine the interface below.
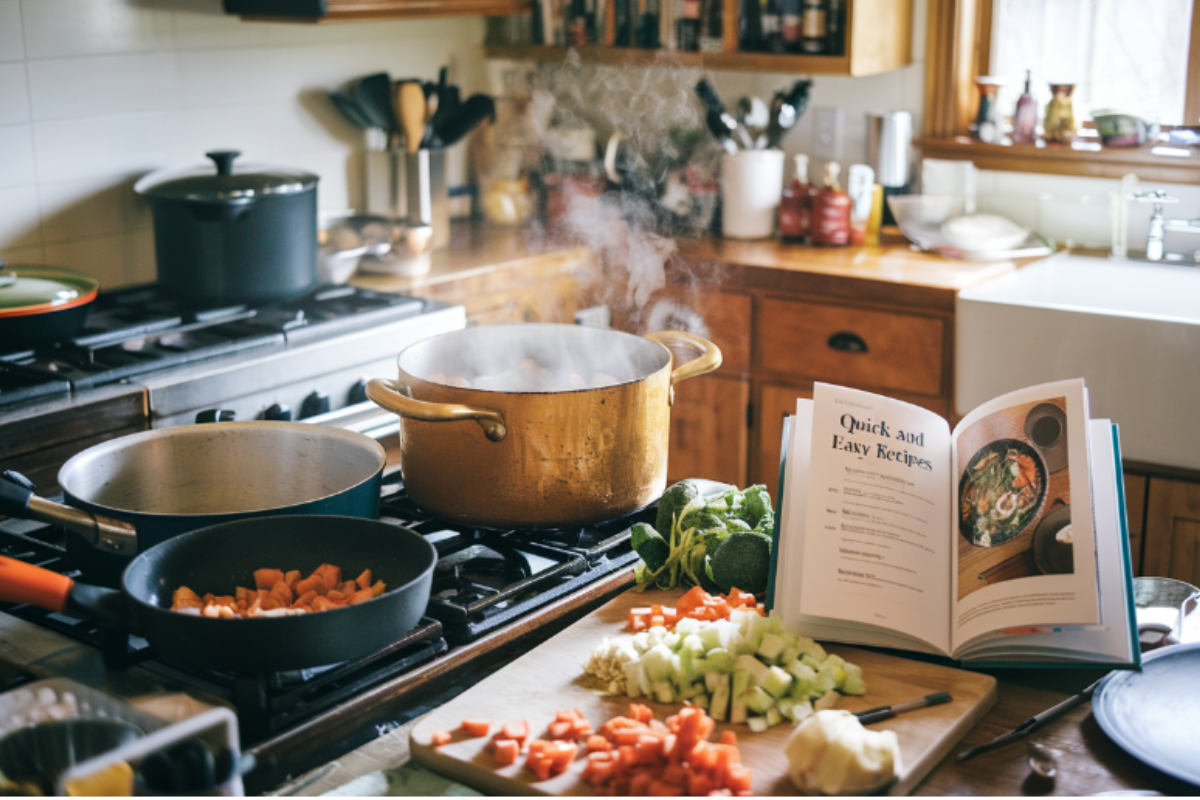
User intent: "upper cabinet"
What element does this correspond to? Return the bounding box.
[224,0,531,22]
[487,0,913,76]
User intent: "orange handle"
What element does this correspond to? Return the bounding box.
[0,555,74,612]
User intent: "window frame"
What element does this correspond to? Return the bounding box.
[918,0,1200,183]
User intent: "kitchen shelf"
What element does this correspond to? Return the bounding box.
[483,44,857,74]
[916,137,1200,185]
[225,0,532,23]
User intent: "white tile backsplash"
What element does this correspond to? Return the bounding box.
[20,0,173,59]
[0,62,30,124]
[0,1,25,62]
[2,5,486,286]
[0,124,36,188]
[0,185,43,247]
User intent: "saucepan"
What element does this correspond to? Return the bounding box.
[367,323,721,529]
[0,421,385,586]
[0,515,435,673]
[0,264,100,352]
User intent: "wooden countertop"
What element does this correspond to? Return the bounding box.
[347,222,1036,315]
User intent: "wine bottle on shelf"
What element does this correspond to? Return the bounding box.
[1011,70,1038,144]
[699,0,723,52]
[568,0,594,44]
[810,161,852,246]
[739,0,762,51]
[800,0,826,54]
[615,0,632,44]
[824,0,843,54]
[761,0,784,53]
[781,0,801,51]
[677,0,701,51]
[638,0,660,47]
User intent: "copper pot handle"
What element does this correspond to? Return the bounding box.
[644,331,723,385]
[366,378,508,442]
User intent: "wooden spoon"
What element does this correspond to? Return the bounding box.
[396,81,428,154]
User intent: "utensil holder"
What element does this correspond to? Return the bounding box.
[364,149,450,250]
[720,149,784,240]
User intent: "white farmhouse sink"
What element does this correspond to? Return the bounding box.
[956,253,1200,471]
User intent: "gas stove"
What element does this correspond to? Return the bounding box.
[0,474,649,793]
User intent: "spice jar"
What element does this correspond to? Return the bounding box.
[1043,83,1077,143]
[810,161,851,246]
[778,153,816,242]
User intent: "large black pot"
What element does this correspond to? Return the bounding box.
[134,151,319,307]
[0,422,385,587]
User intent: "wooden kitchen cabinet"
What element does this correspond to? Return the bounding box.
[486,0,913,76]
[225,0,530,22]
[667,375,749,487]
[1142,476,1200,585]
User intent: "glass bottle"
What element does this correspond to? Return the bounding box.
[638,0,660,47]
[780,0,801,50]
[1011,70,1038,144]
[739,0,762,51]
[761,0,784,53]
[778,154,814,242]
[699,0,723,52]
[810,161,851,246]
[1043,83,1076,143]
[824,0,843,54]
[800,0,826,54]
[677,0,702,50]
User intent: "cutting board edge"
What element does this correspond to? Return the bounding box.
[890,674,999,795]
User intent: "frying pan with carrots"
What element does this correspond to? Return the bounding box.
[0,516,435,673]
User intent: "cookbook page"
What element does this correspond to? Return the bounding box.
[794,384,954,653]
[949,379,1098,653]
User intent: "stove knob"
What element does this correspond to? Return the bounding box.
[348,378,370,405]
[263,403,292,421]
[299,390,330,419]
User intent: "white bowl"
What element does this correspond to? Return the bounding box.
[940,214,1029,253]
[887,195,964,228]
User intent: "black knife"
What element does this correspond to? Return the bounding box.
[956,677,1103,761]
[854,691,953,725]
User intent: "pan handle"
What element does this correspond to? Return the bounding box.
[0,555,74,611]
[366,378,508,442]
[644,331,723,386]
[0,475,139,556]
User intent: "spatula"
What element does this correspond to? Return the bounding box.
[396,81,429,154]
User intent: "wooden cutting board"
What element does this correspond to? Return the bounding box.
[411,588,997,796]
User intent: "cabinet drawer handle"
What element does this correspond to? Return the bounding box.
[827,331,868,353]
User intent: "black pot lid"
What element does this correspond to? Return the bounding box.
[134,150,319,201]
[0,264,99,317]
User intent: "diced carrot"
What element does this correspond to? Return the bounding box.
[686,771,715,796]
[253,568,285,591]
[586,735,612,753]
[370,579,386,597]
[648,778,684,796]
[311,595,340,612]
[501,720,530,745]
[294,589,318,608]
[548,720,573,740]
[720,729,738,746]
[356,569,373,590]
[461,719,491,738]
[294,574,323,597]
[266,579,292,608]
[725,765,752,793]
[628,770,654,796]
[661,762,687,786]
[326,590,347,603]
[527,753,553,782]
[314,563,342,590]
[284,569,301,588]
[348,588,375,605]
[630,704,654,724]
[493,738,519,767]
[172,586,203,609]
[570,719,594,739]
[548,741,577,774]
[430,730,451,747]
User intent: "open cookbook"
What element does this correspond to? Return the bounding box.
[768,379,1140,668]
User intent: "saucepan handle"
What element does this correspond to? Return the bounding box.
[366,378,508,442]
[644,331,724,386]
[0,555,75,612]
[0,472,139,556]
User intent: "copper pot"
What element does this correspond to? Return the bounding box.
[366,323,721,528]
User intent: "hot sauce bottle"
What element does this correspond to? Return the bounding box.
[810,160,851,246]
[778,153,815,242]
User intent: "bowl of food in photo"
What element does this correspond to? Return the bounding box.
[958,439,1048,547]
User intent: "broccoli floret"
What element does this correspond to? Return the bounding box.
[631,522,670,572]
[740,485,773,529]
[708,530,772,594]
[684,508,728,532]
[655,480,701,538]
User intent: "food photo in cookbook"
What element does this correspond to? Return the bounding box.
[955,397,1071,600]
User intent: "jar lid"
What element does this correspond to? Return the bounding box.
[0,264,99,316]
[134,151,319,201]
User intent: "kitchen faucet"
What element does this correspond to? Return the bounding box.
[1131,189,1200,262]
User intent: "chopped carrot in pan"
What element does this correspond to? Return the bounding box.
[170,563,386,618]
